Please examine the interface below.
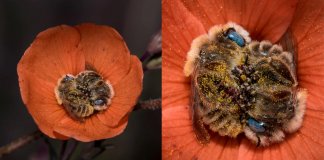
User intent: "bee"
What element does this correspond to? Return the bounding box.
[55,71,114,121]
[185,22,307,146]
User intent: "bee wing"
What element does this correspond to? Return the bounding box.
[190,67,210,144]
[277,28,297,81]
[278,29,307,133]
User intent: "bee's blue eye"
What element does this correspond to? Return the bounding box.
[94,99,105,106]
[63,75,74,82]
[227,29,245,47]
[248,118,265,133]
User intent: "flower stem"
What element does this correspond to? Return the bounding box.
[81,140,108,160]
[60,140,78,160]
[59,140,68,159]
[44,138,58,160]
[0,130,43,158]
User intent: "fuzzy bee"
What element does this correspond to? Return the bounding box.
[55,71,114,121]
[184,22,307,146]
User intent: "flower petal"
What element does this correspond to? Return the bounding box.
[278,133,317,160]
[238,138,299,160]
[97,56,143,127]
[54,114,128,142]
[180,0,297,42]
[17,25,84,139]
[162,0,205,108]
[237,140,258,160]
[290,0,324,111]
[297,108,324,159]
[18,25,84,78]
[162,105,240,160]
[53,131,69,140]
[75,23,131,85]
[18,73,68,139]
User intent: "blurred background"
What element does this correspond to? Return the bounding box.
[0,0,161,159]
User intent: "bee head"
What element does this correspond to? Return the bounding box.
[224,28,246,47]
[247,118,266,133]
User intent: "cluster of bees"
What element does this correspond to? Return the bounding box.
[185,23,307,146]
[55,71,113,121]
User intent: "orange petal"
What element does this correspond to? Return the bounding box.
[17,25,84,86]
[162,105,203,159]
[53,131,69,140]
[238,137,302,160]
[19,73,68,139]
[291,0,324,111]
[162,69,191,109]
[162,0,205,108]
[276,133,317,160]
[97,56,143,127]
[75,23,131,85]
[162,105,240,160]
[267,144,283,160]
[180,0,297,42]
[237,139,258,160]
[54,114,128,142]
[17,25,84,139]
[297,109,324,158]
[238,139,299,160]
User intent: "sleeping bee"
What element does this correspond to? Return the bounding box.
[55,71,114,121]
[184,22,307,146]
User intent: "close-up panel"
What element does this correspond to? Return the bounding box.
[162,0,324,159]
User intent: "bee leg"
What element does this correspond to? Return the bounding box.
[256,135,261,147]
[192,113,210,145]
[259,41,273,56]
[283,89,307,133]
[269,44,283,56]
[191,81,211,145]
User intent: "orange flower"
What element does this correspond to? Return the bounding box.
[162,0,324,159]
[18,23,143,142]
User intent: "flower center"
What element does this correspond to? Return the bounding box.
[55,71,114,121]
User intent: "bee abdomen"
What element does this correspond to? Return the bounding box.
[204,112,243,137]
[78,105,94,118]
[218,120,243,137]
[202,110,222,125]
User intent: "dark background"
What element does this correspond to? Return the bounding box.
[0,0,161,159]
